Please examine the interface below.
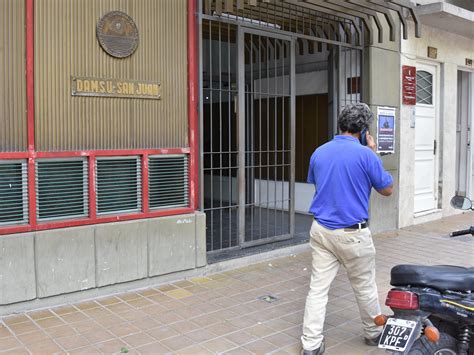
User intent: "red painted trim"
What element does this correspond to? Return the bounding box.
[88,155,97,219]
[0,208,194,235]
[188,0,199,210]
[34,148,190,158]
[27,157,37,228]
[142,154,150,213]
[0,152,30,159]
[26,0,35,152]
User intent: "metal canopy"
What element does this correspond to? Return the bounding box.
[203,0,421,45]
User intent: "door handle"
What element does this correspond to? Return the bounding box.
[433,139,437,155]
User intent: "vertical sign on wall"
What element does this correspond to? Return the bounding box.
[402,65,416,105]
[377,106,396,154]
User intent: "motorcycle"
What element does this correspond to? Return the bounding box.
[375,195,474,354]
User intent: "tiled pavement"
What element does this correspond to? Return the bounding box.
[1,213,473,354]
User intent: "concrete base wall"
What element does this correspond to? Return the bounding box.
[0,212,206,306]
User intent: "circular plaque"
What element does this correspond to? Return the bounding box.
[97,11,139,58]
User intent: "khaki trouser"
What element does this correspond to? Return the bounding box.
[301,220,382,351]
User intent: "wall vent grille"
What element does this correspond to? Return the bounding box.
[0,160,28,225]
[96,157,141,215]
[149,155,189,209]
[36,159,88,221]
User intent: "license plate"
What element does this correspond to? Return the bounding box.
[378,318,417,352]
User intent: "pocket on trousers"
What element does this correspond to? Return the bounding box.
[336,232,375,260]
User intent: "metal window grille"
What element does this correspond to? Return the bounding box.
[36,159,88,221]
[203,0,362,47]
[416,70,433,105]
[96,157,141,215]
[0,160,28,225]
[149,155,189,209]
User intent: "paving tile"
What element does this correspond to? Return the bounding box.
[224,329,259,346]
[0,325,13,339]
[0,337,23,351]
[75,301,101,311]
[243,339,279,354]
[16,330,51,345]
[164,288,194,300]
[82,329,115,344]
[8,320,40,334]
[108,322,141,338]
[2,315,30,326]
[60,311,90,324]
[135,341,171,354]
[201,337,238,353]
[122,332,156,348]
[146,325,180,341]
[117,292,143,302]
[157,284,178,292]
[44,324,78,338]
[95,338,128,353]
[26,338,63,353]
[27,309,56,320]
[97,296,122,306]
[55,334,90,351]
[106,301,135,314]
[264,332,299,348]
[154,311,184,325]
[222,347,253,355]
[126,297,155,309]
[185,328,218,343]
[0,347,30,355]
[52,305,79,316]
[67,345,102,354]
[137,288,161,297]
[161,334,195,351]
[246,323,277,338]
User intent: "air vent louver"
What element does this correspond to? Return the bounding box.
[36,159,88,221]
[96,157,141,215]
[149,155,189,209]
[0,160,28,225]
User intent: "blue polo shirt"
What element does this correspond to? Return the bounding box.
[307,135,393,230]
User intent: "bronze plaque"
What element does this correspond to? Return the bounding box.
[71,77,161,100]
[97,11,139,58]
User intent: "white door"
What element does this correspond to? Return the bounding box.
[456,71,473,198]
[414,64,438,213]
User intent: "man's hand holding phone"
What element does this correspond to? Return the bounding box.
[366,131,377,153]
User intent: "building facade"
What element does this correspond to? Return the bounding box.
[1,0,472,310]
[398,0,474,227]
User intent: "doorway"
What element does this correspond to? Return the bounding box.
[456,70,473,199]
[414,63,439,213]
[201,17,363,254]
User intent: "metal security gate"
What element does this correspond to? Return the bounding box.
[201,20,295,252]
[240,28,294,247]
[201,1,364,254]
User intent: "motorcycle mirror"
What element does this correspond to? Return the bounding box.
[450,195,473,210]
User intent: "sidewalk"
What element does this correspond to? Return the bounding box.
[1,213,473,354]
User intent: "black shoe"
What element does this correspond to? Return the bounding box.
[364,333,382,346]
[301,342,325,355]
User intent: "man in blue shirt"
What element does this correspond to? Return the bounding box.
[301,103,393,355]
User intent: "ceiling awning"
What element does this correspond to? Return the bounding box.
[415,2,473,38]
[203,0,421,45]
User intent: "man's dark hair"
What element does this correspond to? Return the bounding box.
[337,103,374,133]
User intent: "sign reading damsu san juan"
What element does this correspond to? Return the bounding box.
[71,77,161,99]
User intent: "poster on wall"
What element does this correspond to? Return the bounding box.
[377,106,396,154]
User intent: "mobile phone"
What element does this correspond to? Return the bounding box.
[360,128,368,146]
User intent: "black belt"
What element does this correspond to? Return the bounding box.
[345,221,368,230]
